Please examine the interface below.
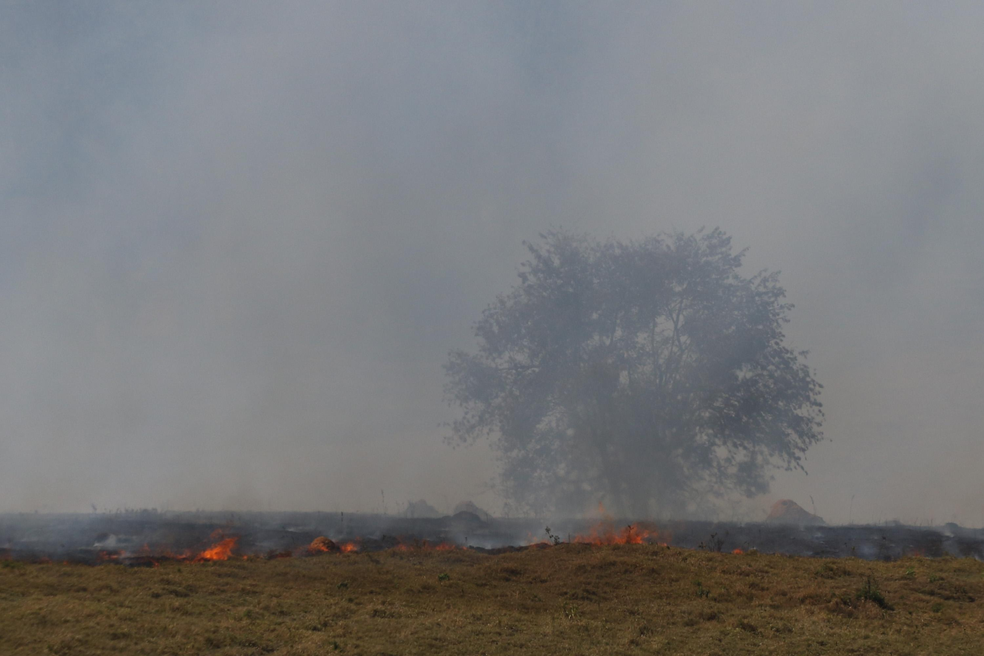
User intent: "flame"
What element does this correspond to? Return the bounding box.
[574,521,657,545]
[522,505,667,547]
[732,548,744,554]
[339,541,359,553]
[97,550,121,562]
[573,505,662,545]
[194,537,238,562]
[307,536,338,555]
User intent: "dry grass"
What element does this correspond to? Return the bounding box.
[2,544,983,655]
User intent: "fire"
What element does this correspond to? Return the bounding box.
[573,505,662,545]
[520,505,667,548]
[574,520,658,545]
[732,548,744,554]
[307,536,339,554]
[134,533,240,563]
[307,536,458,556]
[194,537,238,562]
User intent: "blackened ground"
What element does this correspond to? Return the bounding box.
[1,511,981,563]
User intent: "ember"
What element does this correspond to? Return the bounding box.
[307,536,340,554]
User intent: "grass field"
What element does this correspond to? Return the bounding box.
[2,544,983,655]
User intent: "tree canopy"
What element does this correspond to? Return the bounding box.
[444,228,823,518]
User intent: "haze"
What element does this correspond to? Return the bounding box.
[2,2,982,525]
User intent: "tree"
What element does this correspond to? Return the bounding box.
[444,228,823,518]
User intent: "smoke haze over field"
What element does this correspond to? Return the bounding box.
[2,2,984,524]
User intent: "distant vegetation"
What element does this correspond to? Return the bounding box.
[446,228,824,517]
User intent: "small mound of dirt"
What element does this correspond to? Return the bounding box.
[766,500,825,526]
[449,511,485,526]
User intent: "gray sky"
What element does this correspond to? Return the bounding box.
[2,2,983,524]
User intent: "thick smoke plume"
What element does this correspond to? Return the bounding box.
[2,3,984,525]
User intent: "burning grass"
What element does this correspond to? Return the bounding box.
[2,545,983,655]
[92,533,368,566]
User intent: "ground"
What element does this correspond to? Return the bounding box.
[1,544,982,655]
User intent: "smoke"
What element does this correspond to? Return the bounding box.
[2,2,984,524]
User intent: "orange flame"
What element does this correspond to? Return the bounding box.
[307,536,338,555]
[339,541,359,553]
[194,537,238,562]
[574,521,658,545]
[573,505,662,545]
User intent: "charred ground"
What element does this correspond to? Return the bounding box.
[3,512,984,564]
